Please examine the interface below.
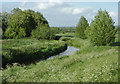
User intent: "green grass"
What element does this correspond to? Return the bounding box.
[2,38,118,82]
[56,33,75,37]
[2,38,67,66]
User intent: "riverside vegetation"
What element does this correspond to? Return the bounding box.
[2,36,118,82]
[0,8,119,83]
[2,39,67,67]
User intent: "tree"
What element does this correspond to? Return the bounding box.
[31,24,50,40]
[4,10,27,38]
[0,17,2,38]
[4,8,49,39]
[87,9,117,46]
[11,8,22,14]
[75,16,89,39]
[0,12,11,38]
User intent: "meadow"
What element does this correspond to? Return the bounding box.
[2,38,67,67]
[1,32,119,82]
[1,8,119,83]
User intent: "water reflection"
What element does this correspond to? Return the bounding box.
[48,46,79,59]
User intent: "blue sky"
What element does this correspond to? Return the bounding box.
[1,1,118,27]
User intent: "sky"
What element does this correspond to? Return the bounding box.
[1,0,118,27]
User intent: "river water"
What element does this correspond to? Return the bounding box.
[48,46,79,59]
[26,46,79,66]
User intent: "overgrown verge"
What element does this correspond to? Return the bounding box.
[2,39,67,67]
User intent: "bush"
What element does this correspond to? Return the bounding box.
[87,9,117,46]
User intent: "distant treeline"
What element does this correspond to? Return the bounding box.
[50,27,75,34]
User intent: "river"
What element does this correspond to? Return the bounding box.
[48,46,79,59]
[26,46,79,66]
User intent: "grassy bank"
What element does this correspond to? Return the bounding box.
[2,38,67,67]
[2,38,118,82]
[56,33,75,37]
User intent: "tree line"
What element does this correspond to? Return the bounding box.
[0,8,117,46]
[75,9,117,46]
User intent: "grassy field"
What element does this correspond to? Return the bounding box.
[56,33,75,37]
[2,37,118,82]
[2,38,67,67]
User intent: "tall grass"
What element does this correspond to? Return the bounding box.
[2,38,67,67]
[2,38,118,82]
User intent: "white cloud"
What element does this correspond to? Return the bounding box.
[72,8,84,14]
[36,0,64,10]
[61,7,73,14]
[49,0,63,4]
[37,3,48,10]
[10,1,117,26]
[22,0,28,6]
[109,11,117,17]
[18,0,28,10]
[109,11,118,25]
[61,6,97,16]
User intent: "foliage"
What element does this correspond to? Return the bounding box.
[0,18,2,38]
[59,37,71,41]
[2,38,118,82]
[11,8,22,14]
[2,39,67,66]
[4,8,49,39]
[31,25,56,40]
[31,25,50,40]
[50,27,60,34]
[0,12,11,38]
[4,27,26,39]
[56,33,75,37]
[49,28,56,40]
[86,9,117,45]
[76,16,89,39]
[59,27,75,34]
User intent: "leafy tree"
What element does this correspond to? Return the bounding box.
[4,8,49,39]
[50,27,60,34]
[49,28,56,39]
[31,24,50,40]
[4,10,27,38]
[11,8,22,14]
[76,16,89,39]
[5,27,26,39]
[0,17,2,38]
[33,11,48,28]
[0,12,11,38]
[87,9,117,46]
